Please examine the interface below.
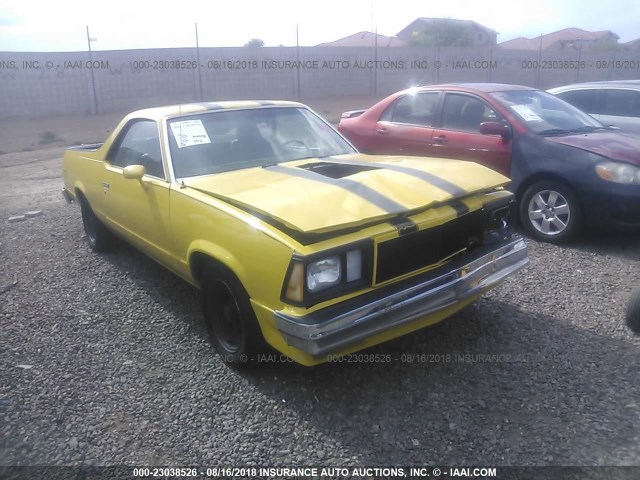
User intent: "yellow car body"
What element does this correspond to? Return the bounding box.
[62,101,528,366]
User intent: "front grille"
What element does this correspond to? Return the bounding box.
[376,210,485,283]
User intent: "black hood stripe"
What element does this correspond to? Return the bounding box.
[324,157,467,197]
[265,165,406,213]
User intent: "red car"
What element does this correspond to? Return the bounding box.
[338,83,640,243]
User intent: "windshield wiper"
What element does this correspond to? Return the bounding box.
[538,128,571,136]
[569,126,606,133]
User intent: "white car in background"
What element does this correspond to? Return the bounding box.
[548,80,640,135]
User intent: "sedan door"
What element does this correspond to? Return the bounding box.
[599,88,640,134]
[371,92,441,156]
[429,93,512,176]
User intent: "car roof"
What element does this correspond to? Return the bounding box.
[549,80,640,91]
[417,83,537,93]
[127,100,307,121]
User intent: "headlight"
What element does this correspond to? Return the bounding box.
[282,245,370,306]
[307,256,341,292]
[483,203,515,245]
[596,162,640,185]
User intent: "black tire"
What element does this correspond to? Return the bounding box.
[80,198,117,252]
[201,265,266,367]
[626,286,640,335]
[519,180,581,244]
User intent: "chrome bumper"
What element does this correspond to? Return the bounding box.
[274,237,529,356]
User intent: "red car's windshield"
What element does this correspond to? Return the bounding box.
[491,90,605,135]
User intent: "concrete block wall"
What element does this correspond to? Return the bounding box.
[1,46,638,119]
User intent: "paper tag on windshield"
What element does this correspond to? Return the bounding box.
[170,120,211,148]
[511,105,543,122]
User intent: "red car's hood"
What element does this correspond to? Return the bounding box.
[546,132,640,166]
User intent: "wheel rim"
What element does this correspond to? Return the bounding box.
[207,281,244,354]
[82,207,97,244]
[527,189,571,236]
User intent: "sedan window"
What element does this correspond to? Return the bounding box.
[556,89,600,114]
[441,94,500,133]
[381,92,439,126]
[603,89,640,118]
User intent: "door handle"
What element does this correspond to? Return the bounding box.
[376,127,389,135]
[102,182,110,193]
[433,135,448,144]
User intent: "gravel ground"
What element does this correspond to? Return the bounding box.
[1,199,639,471]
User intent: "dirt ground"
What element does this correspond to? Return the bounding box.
[0,96,381,215]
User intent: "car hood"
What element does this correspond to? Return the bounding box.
[184,154,509,234]
[546,131,640,166]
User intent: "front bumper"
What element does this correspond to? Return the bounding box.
[274,237,528,356]
[578,184,640,229]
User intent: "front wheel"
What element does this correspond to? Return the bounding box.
[519,180,581,243]
[626,286,640,335]
[201,266,266,367]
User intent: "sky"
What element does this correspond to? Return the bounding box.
[0,0,639,51]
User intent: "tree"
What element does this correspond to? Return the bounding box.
[408,20,474,47]
[244,38,264,48]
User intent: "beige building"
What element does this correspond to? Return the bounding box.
[499,28,620,51]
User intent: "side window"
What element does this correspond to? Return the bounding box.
[108,120,164,178]
[556,90,600,113]
[381,92,439,126]
[603,89,640,118]
[441,94,500,133]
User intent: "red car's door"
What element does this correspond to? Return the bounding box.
[430,92,512,176]
[370,92,441,156]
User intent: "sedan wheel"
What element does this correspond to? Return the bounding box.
[520,180,581,243]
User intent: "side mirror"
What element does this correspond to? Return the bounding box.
[480,122,511,140]
[123,164,146,180]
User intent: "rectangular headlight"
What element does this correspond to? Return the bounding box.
[282,242,371,307]
[483,204,514,244]
[306,255,341,292]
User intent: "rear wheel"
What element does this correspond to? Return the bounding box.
[80,198,116,252]
[519,180,581,243]
[626,286,640,335]
[201,265,266,367]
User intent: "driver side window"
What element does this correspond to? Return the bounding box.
[109,120,164,179]
[442,94,501,133]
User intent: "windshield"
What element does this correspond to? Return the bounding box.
[490,90,605,135]
[167,107,356,178]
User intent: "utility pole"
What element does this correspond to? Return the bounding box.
[86,25,99,114]
[195,22,203,101]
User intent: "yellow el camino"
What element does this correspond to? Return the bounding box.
[62,101,528,366]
